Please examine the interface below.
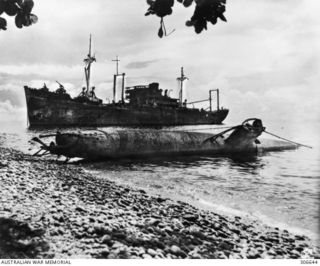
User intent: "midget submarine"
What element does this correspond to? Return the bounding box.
[31,118,302,161]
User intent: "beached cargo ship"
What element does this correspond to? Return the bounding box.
[24,36,229,128]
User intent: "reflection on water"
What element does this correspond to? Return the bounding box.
[1,120,319,242]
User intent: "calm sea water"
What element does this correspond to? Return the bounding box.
[1,119,319,242]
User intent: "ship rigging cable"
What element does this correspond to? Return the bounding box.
[263,130,312,149]
[174,126,312,149]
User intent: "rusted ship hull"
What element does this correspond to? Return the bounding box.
[25,87,229,127]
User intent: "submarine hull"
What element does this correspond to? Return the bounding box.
[51,128,297,160]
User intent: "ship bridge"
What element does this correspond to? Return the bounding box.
[125,83,179,107]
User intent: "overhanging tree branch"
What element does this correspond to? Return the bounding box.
[145,0,227,37]
[0,0,38,31]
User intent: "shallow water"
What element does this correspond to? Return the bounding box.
[1,119,319,242]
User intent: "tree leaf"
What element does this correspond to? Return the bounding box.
[15,13,24,28]
[158,25,164,38]
[22,0,34,14]
[0,16,7,30]
[218,13,227,22]
[29,13,38,24]
[22,14,31,26]
[183,0,193,7]
[0,1,5,15]
[4,1,19,16]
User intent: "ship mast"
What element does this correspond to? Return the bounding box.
[177,67,188,107]
[112,55,120,75]
[84,34,96,95]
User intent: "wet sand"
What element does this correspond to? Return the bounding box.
[0,147,319,259]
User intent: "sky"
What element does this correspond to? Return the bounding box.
[0,0,319,126]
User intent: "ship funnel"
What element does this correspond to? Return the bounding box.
[112,56,126,103]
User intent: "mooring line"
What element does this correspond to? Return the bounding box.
[263,130,313,149]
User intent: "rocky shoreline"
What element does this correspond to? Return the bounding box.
[0,147,319,259]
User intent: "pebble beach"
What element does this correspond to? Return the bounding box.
[0,146,319,259]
